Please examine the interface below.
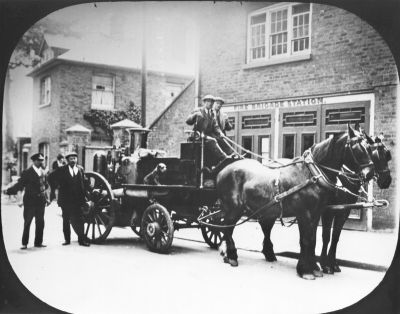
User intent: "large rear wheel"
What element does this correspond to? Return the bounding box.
[84,172,116,244]
[141,204,174,253]
[200,200,224,249]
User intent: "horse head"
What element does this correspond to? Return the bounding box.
[364,132,392,189]
[342,124,375,182]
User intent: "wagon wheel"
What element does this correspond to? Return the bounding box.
[84,172,116,244]
[141,203,174,253]
[200,201,224,249]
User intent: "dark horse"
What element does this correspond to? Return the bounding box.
[216,125,375,280]
[320,133,392,274]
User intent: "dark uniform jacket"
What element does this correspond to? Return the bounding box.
[54,165,87,207]
[186,107,223,138]
[7,167,49,206]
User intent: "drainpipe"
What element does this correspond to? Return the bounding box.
[141,3,147,127]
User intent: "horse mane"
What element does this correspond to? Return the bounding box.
[311,133,344,165]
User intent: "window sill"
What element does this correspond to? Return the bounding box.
[243,52,311,69]
[90,106,116,111]
[39,103,51,109]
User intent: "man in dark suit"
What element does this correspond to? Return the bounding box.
[53,151,90,247]
[6,153,50,249]
[186,95,235,165]
[49,153,65,201]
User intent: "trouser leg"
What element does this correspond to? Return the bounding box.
[205,139,227,164]
[61,207,71,242]
[34,205,45,246]
[70,207,85,243]
[217,137,234,155]
[22,206,35,246]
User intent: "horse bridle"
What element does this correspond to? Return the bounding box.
[344,136,374,175]
[370,142,391,178]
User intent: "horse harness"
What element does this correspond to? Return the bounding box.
[198,136,372,229]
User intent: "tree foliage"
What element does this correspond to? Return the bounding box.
[83,101,142,137]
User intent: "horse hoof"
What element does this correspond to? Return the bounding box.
[224,256,238,267]
[301,274,316,280]
[264,255,277,262]
[313,269,323,277]
[322,266,334,274]
[333,265,341,273]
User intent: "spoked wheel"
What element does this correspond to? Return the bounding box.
[84,172,116,244]
[200,200,224,249]
[141,204,174,253]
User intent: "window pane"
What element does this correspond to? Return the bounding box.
[293,3,310,14]
[260,136,271,164]
[242,136,253,158]
[283,134,295,158]
[302,134,315,154]
[251,13,266,25]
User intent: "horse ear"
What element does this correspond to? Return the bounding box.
[347,124,356,138]
[363,131,374,145]
[354,122,361,132]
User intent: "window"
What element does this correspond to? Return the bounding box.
[92,75,115,109]
[259,135,271,164]
[38,142,49,170]
[301,133,315,154]
[325,107,365,125]
[40,76,51,106]
[247,3,311,64]
[283,111,317,127]
[283,134,295,158]
[242,114,271,129]
[242,136,253,158]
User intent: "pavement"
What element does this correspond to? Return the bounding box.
[1,197,399,314]
[2,196,397,272]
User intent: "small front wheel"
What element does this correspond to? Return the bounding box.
[141,204,174,253]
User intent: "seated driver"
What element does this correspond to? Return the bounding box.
[186,95,235,166]
[143,163,167,185]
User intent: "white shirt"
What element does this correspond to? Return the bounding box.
[57,160,64,167]
[69,165,78,177]
[32,165,43,177]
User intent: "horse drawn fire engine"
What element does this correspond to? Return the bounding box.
[82,127,224,253]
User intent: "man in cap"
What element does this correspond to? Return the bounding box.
[186,95,235,166]
[52,151,90,246]
[49,153,66,202]
[213,97,233,135]
[6,153,50,249]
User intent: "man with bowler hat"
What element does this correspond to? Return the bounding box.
[6,153,50,249]
[53,151,90,246]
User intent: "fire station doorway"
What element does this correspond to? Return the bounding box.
[225,99,371,230]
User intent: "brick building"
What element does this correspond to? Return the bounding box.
[149,2,398,231]
[28,34,192,169]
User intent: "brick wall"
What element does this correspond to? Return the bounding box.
[198,3,397,101]
[147,81,195,157]
[31,62,190,166]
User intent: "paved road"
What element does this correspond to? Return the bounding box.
[1,200,396,314]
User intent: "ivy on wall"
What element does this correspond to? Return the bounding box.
[83,101,141,137]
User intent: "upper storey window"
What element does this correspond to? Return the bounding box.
[247,3,311,66]
[91,74,115,110]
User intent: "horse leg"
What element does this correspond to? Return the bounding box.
[320,210,335,274]
[222,226,238,267]
[328,209,350,273]
[310,207,323,278]
[259,218,277,262]
[296,212,316,280]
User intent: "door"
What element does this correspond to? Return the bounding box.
[279,105,321,158]
[238,109,275,163]
[321,101,371,231]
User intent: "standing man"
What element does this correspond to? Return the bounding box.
[213,96,233,135]
[49,153,65,202]
[186,95,235,165]
[6,153,50,249]
[54,151,90,247]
